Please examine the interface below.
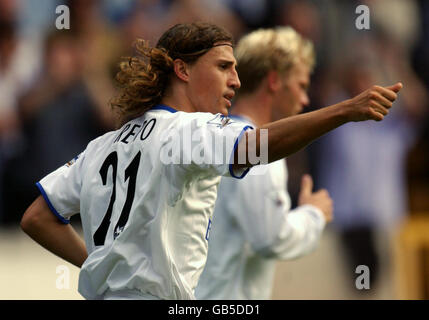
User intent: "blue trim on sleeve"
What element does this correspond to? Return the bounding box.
[228,114,248,123]
[228,114,256,127]
[150,104,178,113]
[229,125,253,179]
[35,182,70,224]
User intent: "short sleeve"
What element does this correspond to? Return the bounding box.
[160,113,254,179]
[36,151,85,224]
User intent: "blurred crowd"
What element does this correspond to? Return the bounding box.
[1,0,428,296]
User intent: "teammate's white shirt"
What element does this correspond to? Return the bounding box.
[36,105,252,300]
[195,115,326,300]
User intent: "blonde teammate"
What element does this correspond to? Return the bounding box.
[196,27,331,299]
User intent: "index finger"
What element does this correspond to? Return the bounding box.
[375,86,398,102]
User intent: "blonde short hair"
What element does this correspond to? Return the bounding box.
[235,27,315,96]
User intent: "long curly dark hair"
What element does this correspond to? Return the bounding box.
[111,22,234,126]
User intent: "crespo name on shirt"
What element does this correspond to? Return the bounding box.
[114,118,156,144]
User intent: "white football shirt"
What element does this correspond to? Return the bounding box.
[36,105,252,300]
[195,115,326,300]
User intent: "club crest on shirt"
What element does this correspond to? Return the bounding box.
[207,114,234,128]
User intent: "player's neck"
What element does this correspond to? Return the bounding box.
[161,83,197,113]
[231,89,272,127]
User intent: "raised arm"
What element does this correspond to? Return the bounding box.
[234,83,402,168]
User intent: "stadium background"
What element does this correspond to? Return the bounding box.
[1,0,428,299]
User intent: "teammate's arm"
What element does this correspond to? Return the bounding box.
[263,174,332,259]
[21,195,87,268]
[239,174,329,260]
[233,83,402,168]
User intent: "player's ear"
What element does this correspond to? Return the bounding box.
[267,70,282,93]
[173,59,190,82]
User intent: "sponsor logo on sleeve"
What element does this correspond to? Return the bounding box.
[65,154,81,167]
[207,114,234,128]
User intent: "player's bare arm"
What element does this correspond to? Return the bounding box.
[21,196,87,268]
[233,82,403,168]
